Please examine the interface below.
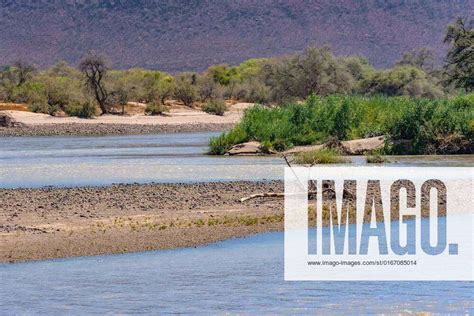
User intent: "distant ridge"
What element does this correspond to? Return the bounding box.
[0,0,471,71]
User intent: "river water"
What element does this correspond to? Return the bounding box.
[1,132,473,188]
[0,132,473,313]
[0,227,472,314]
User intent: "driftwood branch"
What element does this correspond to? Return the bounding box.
[240,192,285,202]
[240,191,317,203]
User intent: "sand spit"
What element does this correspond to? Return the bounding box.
[0,106,246,136]
[0,181,284,263]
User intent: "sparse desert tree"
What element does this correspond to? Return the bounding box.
[396,48,435,72]
[141,74,173,104]
[444,17,474,91]
[79,52,109,114]
[360,66,443,98]
[13,59,36,87]
[263,47,354,103]
[197,74,223,101]
[173,73,197,107]
[108,87,129,115]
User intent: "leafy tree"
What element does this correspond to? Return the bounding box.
[444,18,474,91]
[262,47,354,103]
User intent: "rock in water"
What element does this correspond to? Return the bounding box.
[226,141,274,155]
[340,136,385,155]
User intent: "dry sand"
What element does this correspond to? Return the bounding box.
[0,102,253,136]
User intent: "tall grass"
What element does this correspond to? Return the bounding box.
[209,94,473,154]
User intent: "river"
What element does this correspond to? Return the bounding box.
[0,227,472,314]
[1,132,472,188]
[0,132,472,313]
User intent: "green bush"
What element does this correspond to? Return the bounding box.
[294,148,345,165]
[208,124,247,155]
[65,101,97,118]
[145,102,169,115]
[202,98,228,116]
[365,150,388,163]
[209,94,474,155]
[28,102,59,115]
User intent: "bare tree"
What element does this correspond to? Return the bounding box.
[13,59,36,86]
[79,52,109,114]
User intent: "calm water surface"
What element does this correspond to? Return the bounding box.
[0,229,472,314]
[0,132,472,188]
[0,132,283,188]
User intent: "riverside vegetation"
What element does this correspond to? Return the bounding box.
[0,18,472,154]
[209,94,473,155]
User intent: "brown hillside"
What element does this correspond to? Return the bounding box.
[0,0,471,71]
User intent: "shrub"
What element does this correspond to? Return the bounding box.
[202,98,228,116]
[64,101,97,118]
[262,47,355,103]
[145,102,169,115]
[360,66,443,98]
[208,124,247,155]
[365,150,388,163]
[208,94,474,155]
[173,73,197,107]
[12,82,47,104]
[293,148,345,165]
[245,81,270,104]
[28,101,58,115]
[197,74,223,101]
[208,135,229,155]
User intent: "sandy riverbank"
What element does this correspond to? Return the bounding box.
[0,181,284,263]
[0,103,250,136]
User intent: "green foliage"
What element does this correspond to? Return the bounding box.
[173,73,198,107]
[209,94,474,155]
[294,148,345,165]
[365,149,387,163]
[262,47,354,103]
[361,66,443,98]
[11,81,47,104]
[197,74,223,101]
[64,101,97,118]
[396,48,435,71]
[145,102,169,115]
[208,125,247,155]
[444,18,474,92]
[202,98,228,116]
[28,101,58,115]
[107,68,173,103]
[40,75,85,109]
